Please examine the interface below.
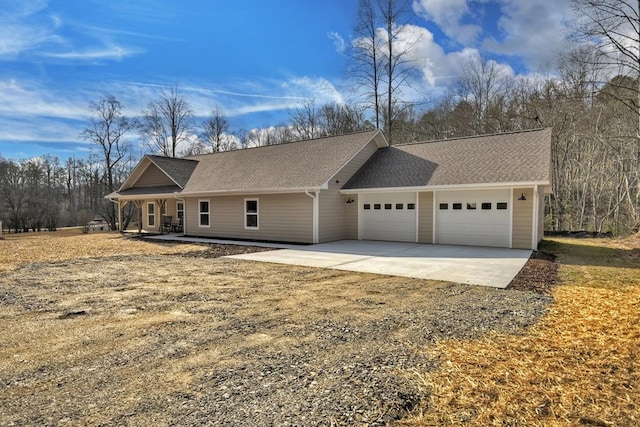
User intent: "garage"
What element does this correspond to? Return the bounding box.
[435,189,511,247]
[360,192,416,242]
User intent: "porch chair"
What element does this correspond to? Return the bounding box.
[173,217,184,233]
[162,215,173,233]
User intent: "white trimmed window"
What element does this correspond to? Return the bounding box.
[245,199,259,229]
[176,201,184,220]
[199,200,210,227]
[147,202,155,227]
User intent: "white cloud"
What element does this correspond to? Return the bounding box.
[286,76,345,105]
[0,0,63,57]
[0,79,89,120]
[327,31,346,53]
[0,0,144,62]
[412,0,484,45]
[348,20,527,109]
[0,116,85,144]
[117,77,342,119]
[41,45,144,61]
[0,75,349,148]
[352,23,475,89]
[413,0,573,71]
[482,0,572,69]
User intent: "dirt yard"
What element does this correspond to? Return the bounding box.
[0,230,552,426]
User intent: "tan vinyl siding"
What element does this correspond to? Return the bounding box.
[136,198,180,232]
[135,164,175,187]
[318,189,346,243]
[512,188,534,249]
[185,193,313,243]
[319,140,380,243]
[344,194,359,239]
[418,191,433,243]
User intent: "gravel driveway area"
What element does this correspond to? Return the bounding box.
[0,244,553,426]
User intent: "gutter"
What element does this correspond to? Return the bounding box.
[180,186,325,198]
[340,181,551,194]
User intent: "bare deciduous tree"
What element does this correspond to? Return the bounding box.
[289,99,322,140]
[319,102,370,135]
[379,0,416,143]
[201,106,236,152]
[0,159,28,232]
[82,95,136,230]
[457,55,515,134]
[351,0,416,144]
[352,0,383,130]
[571,0,640,135]
[140,86,194,157]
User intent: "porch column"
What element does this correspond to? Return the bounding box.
[118,200,124,232]
[155,199,167,234]
[133,200,143,234]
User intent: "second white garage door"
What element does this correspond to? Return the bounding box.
[435,189,511,247]
[360,192,416,242]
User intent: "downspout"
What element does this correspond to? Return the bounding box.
[304,189,319,244]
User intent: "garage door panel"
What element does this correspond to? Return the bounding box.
[436,190,510,248]
[360,193,416,242]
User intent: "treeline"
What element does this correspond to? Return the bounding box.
[0,154,136,232]
[1,0,638,235]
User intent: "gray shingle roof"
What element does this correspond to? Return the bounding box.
[147,155,199,188]
[182,130,382,193]
[344,128,552,189]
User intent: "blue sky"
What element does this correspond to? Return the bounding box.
[0,0,573,160]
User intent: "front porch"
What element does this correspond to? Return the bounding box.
[116,197,184,235]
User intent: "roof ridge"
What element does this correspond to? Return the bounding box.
[185,129,379,159]
[395,127,550,147]
[147,154,199,162]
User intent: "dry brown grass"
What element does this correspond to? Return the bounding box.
[7,231,633,424]
[0,229,206,272]
[400,237,640,426]
[0,231,550,425]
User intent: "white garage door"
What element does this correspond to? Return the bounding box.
[360,192,416,242]
[435,189,510,247]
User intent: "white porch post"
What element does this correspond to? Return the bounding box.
[304,190,319,244]
[509,188,514,248]
[532,185,539,250]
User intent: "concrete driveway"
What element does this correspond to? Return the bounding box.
[228,240,532,288]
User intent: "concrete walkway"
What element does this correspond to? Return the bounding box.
[228,240,532,288]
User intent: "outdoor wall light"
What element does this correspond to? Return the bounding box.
[518,193,527,201]
[345,198,355,204]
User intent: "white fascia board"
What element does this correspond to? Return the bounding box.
[118,157,152,192]
[372,130,390,148]
[179,187,324,198]
[114,192,181,201]
[340,181,550,194]
[321,131,386,188]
